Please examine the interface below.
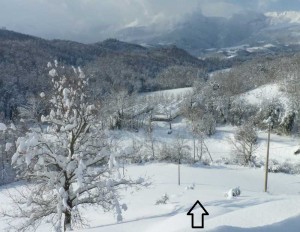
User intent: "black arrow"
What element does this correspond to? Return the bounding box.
[187,200,209,229]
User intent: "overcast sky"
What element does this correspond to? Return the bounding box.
[0,0,300,43]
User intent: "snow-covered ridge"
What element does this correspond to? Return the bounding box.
[240,83,289,107]
[265,11,300,25]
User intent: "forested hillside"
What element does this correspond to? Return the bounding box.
[0,29,206,120]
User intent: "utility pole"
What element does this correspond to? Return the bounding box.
[264,121,271,192]
[193,136,196,163]
[200,136,203,161]
[178,158,181,186]
[123,154,125,177]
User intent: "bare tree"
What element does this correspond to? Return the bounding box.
[230,123,258,165]
[17,94,48,125]
[146,116,156,160]
[200,113,216,137]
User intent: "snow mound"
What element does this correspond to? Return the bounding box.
[0,123,7,131]
[224,187,241,199]
[145,198,300,232]
[210,214,300,232]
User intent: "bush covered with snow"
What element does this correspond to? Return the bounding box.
[185,183,195,190]
[155,193,169,205]
[268,159,300,174]
[253,99,296,135]
[225,187,241,199]
[158,140,192,163]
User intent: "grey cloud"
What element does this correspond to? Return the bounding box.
[0,0,298,43]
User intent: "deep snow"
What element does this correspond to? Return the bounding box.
[1,84,300,231]
[77,162,300,232]
[1,124,300,231]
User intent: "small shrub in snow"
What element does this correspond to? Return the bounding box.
[185,183,195,190]
[268,159,300,174]
[225,187,241,199]
[155,194,169,205]
[201,158,212,166]
[294,148,300,155]
[232,187,241,196]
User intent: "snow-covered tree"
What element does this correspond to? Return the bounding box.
[158,136,191,185]
[230,123,258,165]
[17,93,48,124]
[5,65,144,231]
[200,113,216,136]
[0,122,17,185]
[156,93,182,133]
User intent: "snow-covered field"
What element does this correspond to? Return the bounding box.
[78,83,299,232]
[142,87,193,98]
[116,119,300,164]
[75,163,300,232]
[2,162,299,232]
[1,121,300,231]
[1,84,300,232]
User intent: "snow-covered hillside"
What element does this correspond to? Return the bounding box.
[266,11,300,25]
[241,83,289,107]
[1,82,300,232]
[1,119,300,231]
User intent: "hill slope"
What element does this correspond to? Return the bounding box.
[0,30,205,119]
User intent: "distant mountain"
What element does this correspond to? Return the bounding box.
[0,29,204,86]
[115,11,300,56]
[266,11,300,25]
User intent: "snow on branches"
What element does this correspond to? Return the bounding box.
[6,63,145,232]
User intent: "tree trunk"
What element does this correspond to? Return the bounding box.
[151,138,155,159]
[63,177,72,231]
[64,210,72,231]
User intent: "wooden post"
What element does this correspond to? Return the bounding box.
[193,137,196,163]
[151,137,155,159]
[200,137,203,161]
[264,124,271,192]
[178,158,181,186]
[123,154,125,177]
